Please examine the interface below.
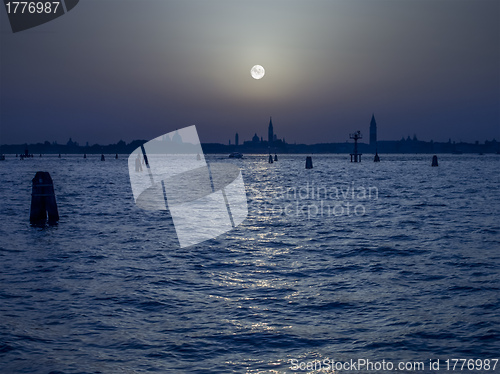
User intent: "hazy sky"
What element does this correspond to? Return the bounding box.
[1,0,499,145]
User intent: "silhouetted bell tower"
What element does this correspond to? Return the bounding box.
[268,117,274,144]
[370,114,377,149]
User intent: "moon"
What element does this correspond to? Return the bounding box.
[251,65,265,80]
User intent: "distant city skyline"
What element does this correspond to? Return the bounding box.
[224,114,500,146]
[1,113,500,147]
[1,1,498,145]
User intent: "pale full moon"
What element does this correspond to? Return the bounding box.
[250,65,265,79]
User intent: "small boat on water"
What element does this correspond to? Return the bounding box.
[228,152,243,159]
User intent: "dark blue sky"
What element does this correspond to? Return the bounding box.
[1,0,499,145]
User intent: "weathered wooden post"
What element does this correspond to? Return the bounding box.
[274,154,278,161]
[30,172,59,225]
[101,154,105,161]
[432,155,438,167]
[268,154,273,163]
[306,156,313,169]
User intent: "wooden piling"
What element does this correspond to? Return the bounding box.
[268,154,273,163]
[306,156,313,169]
[432,155,438,167]
[30,172,59,225]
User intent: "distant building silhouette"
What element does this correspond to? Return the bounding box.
[67,138,78,147]
[235,133,239,146]
[172,131,182,143]
[241,116,287,150]
[268,117,274,144]
[370,114,377,150]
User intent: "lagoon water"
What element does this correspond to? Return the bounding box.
[0,154,499,373]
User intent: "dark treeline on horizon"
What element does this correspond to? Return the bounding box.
[1,137,500,155]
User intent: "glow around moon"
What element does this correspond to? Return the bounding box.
[250,65,265,80]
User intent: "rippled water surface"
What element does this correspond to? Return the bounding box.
[0,154,499,373]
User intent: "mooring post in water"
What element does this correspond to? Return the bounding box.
[84,153,87,159]
[115,153,118,159]
[306,156,313,169]
[268,154,273,163]
[135,153,143,172]
[30,172,59,225]
[374,151,380,162]
[349,131,362,162]
[101,154,105,161]
[432,155,438,167]
[274,154,278,161]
